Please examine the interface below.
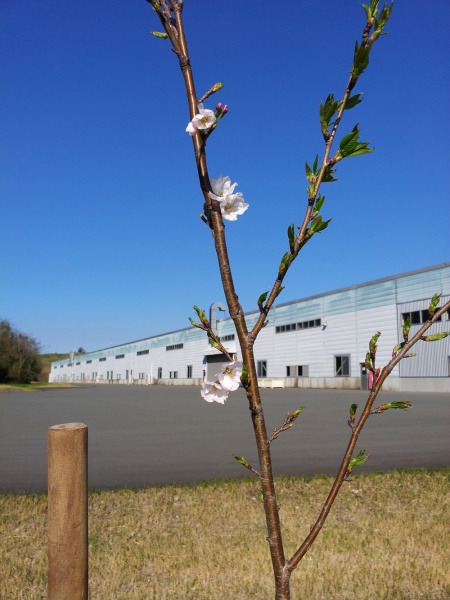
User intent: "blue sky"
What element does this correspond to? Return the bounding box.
[1,0,449,353]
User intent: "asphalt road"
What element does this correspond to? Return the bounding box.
[1,385,449,493]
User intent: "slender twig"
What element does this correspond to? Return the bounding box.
[250,21,373,342]
[286,301,450,573]
[152,8,287,594]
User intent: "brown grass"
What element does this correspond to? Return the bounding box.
[0,382,88,393]
[1,470,449,599]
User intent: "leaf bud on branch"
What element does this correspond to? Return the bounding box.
[347,403,358,430]
[344,449,369,481]
[233,454,260,477]
[428,293,441,319]
[371,401,412,414]
[198,82,224,104]
[421,332,449,342]
[150,30,169,39]
[269,407,304,443]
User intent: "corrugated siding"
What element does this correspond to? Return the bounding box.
[355,280,396,309]
[51,265,450,383]
[397,295,450,377]
[396,266,450,303]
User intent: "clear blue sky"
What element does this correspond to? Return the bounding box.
[1,0,449,353]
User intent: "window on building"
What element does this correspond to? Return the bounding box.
[335,355,350,377]
[76,361,80,365]
[86,360,92,364]
[166,343,183,351]
[257,360,267,378]
[115,354,124,359]
[157,367,162,379]
[99,357,106,362]
[169,371,178,379]
[187,365,193,378]
[286,365,308,377]
[402,310,442,325]
[137,349,149,356]
[218,334,235,342]
[276,318,321,333]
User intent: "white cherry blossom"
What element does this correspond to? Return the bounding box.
[186,103,215,136]
[209,176,238,201]
[220,194,249,222]
[209,176,249,221]
[218,359,243,391]
[201,380,229,404]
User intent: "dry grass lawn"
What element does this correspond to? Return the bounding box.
[1,469,449,599]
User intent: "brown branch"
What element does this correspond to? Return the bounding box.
[250,23,373,343]
[286,301,450,573]
[153,7,287,592]
[269,408,304,444]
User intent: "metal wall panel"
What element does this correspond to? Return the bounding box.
[397,295,450,377]
[50,264,450,384]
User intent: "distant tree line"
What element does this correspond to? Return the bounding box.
[0,320,41,384]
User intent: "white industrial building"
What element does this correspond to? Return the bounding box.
[50,263,450,392]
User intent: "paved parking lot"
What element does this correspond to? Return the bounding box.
[1,385,449,492]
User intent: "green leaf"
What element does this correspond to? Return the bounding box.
[365,352,372,371]
[314,195,325,213]
[369,331,381,356]
[344,93,364,110]
[375,3,394,33]
[373,401,412,413]
[193,305,209,326]
[336,125,372,159]
[360,1,378,21]
[309,215,332,234]
[322,164,338,182]
[278,252,292,276]
[275,286,285,298]
[320,93,340,131]
[428,293,441,318]
[348,449,369,471]
[403,315,411,341]
[421,332,449,342]
[352,40,371,78]
[312,154,318,173]
[392,341,406,356]
[305,155,320,184]
[387,401,412,411]
[288,223,295,251]
[349,403,358,421]
[257,291,269,309]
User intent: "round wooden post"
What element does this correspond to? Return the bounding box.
[48,423,88,600]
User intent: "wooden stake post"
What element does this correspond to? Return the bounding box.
[48,423,88,599]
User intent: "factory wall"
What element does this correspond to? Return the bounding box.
[50,264,450,392]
